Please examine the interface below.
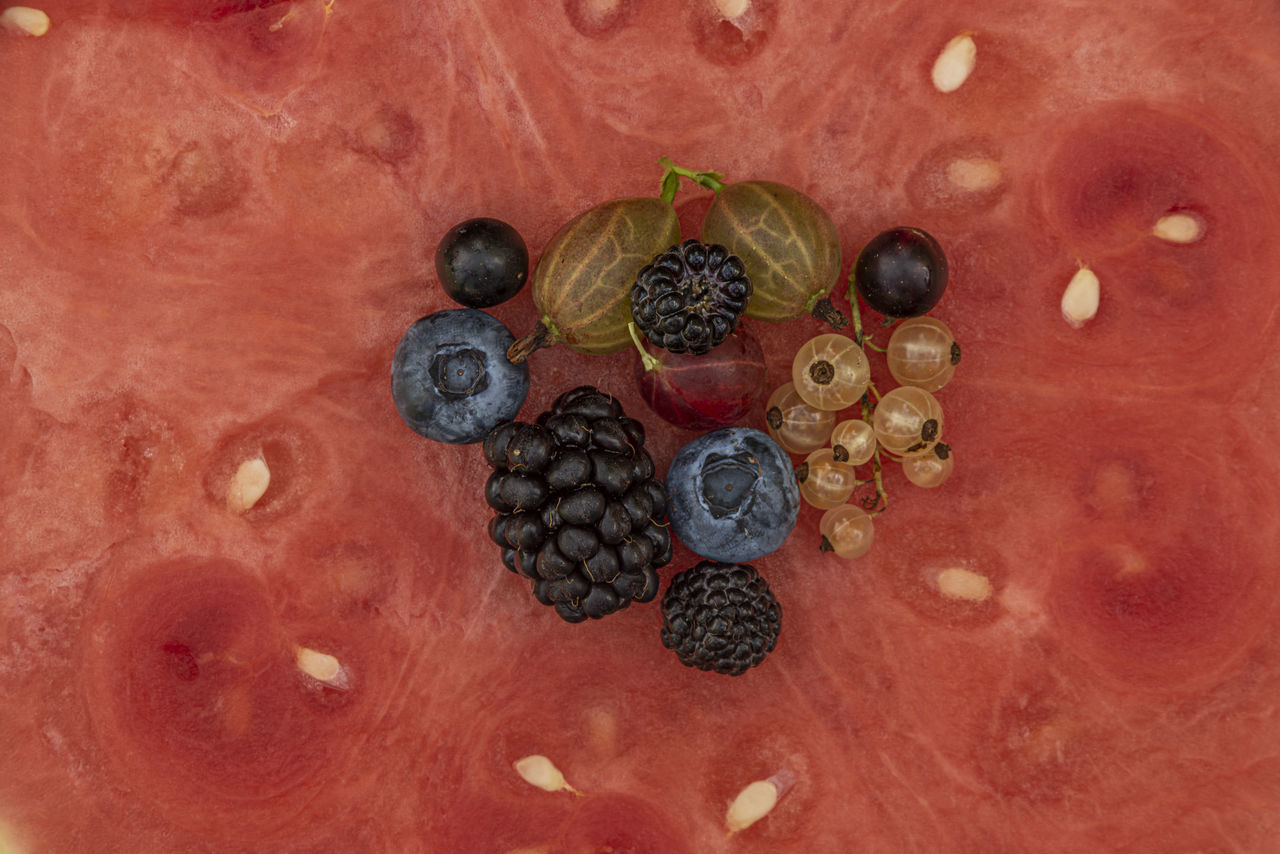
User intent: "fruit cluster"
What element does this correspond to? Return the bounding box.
[771,229,959,560]
[388,161,958,677]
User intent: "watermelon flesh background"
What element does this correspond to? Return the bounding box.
[2,1,1280,851]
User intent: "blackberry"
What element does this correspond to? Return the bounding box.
[482,386,673,623]
[660,561,781,676]
[631,239,752,355]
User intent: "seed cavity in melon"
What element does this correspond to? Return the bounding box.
[508,197,681,363]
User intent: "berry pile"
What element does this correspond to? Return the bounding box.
[391,165,962,677]
[481,386,673,623]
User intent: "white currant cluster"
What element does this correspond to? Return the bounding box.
[766,312,959,559]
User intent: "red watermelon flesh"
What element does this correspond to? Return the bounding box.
[3,1,1280,852]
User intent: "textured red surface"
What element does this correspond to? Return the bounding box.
[3,2,1280,852]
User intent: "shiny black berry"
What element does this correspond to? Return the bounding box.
[435,217,529,308]
[631,239,752,355]
[852,227,948,318]
[482,386,672,623]
[660,561,781,676]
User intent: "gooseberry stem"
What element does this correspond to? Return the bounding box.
[658,156,726,204]
[507,318,558,365]
[628,322,663,372]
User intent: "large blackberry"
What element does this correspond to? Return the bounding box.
[482,386,673,623]
[631,239,752,355]
[660,561,781,676]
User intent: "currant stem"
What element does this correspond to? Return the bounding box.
[857,380,889,516]
[628,322,663,372]
[868,451,889,516]
[657,156,726,204]
[849,285,866,347]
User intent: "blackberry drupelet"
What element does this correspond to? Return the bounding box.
[483,386,673,623]
[660,561,781,676]
[631,239,752,355]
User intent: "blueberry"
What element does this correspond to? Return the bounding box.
[665,427,800,563]
[435,217,529,308]
[390,308,529,444]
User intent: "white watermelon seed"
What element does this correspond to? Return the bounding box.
[1061,266,1100,328]
[1,6,50,36]
[1151,212,1203,244]
[715,0,750,20]
[726,769,795,833]
[932,33,977,93]
[513,755,580,795]
[295,646,349,689]
[946,157,1002,191]
[227,456,270,513]
[936,567,993,602]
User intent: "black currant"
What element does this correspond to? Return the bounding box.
[434,217,529,308]
[852,227,948,318]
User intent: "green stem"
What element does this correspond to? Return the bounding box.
[658,156,726,204]
[628,322,663,372]
[855,286,865,348]
[868,451,888,516]
[856,386,889,516]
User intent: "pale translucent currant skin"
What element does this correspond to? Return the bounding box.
[791,333,870,411]
[830,419,877,466]
[765,383,836,454]
[886,316,958,392]
[819,504,875,559]
[872,386,944,456]
[903,447,955,488]
[798,448,857,510]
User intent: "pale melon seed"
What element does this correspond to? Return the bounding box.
[0,820,25,854]
[726,780,778,832]
[227,456,270,513]
[946,157,1002,191]
[1,6,50,35]
[715,0,750,20]
[726,770,795,833]
[937,567,993,602]
[1151,212,1203,244]
[513,755,579,794]
[932,34,976,93]
[1061,266,1100,328]
[295,646,348,688]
